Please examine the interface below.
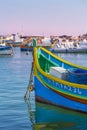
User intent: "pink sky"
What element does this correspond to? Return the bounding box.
[0,0,87,36]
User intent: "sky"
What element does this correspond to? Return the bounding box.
[0,0,87,36]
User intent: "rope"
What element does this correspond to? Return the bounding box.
[24,61,34,101]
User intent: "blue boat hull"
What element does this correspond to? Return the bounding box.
[34,76,87,113]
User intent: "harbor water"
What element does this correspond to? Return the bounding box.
[0,47,33,130]
[0,47,87,130]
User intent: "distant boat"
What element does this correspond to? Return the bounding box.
[0,44,13,55]
[6,41,22,47]
[51,41,87,53]
[33,46,87,113]
[4,34,22,47]
[51,47,87,53]
[20,38,52,51]
[20,42,33,51]
[20,42,52,51]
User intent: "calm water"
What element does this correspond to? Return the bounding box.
[57,53,87,67]
[1,48,87,130]
[0,47,33,130]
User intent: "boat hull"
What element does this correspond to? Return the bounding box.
[34,76,87,113]
[0,46,13,55]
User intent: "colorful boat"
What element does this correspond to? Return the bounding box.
[20,43,52,51]
[20,42,33,51]
[20,38,52,51]
[33,47,87,113]
[0,44,13,55]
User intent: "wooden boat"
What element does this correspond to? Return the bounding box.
[0,44,13,55]
[33,47,87,113]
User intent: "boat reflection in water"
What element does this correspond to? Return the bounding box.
[26,91,87,130]
[26,98,87,130]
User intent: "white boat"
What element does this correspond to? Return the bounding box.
[0,43,13,55]
[51,41,87,53]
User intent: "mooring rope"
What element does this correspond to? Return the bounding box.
[24,61,34,100]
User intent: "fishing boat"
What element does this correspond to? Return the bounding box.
[33,46,87,113]
[0,43,13,55]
